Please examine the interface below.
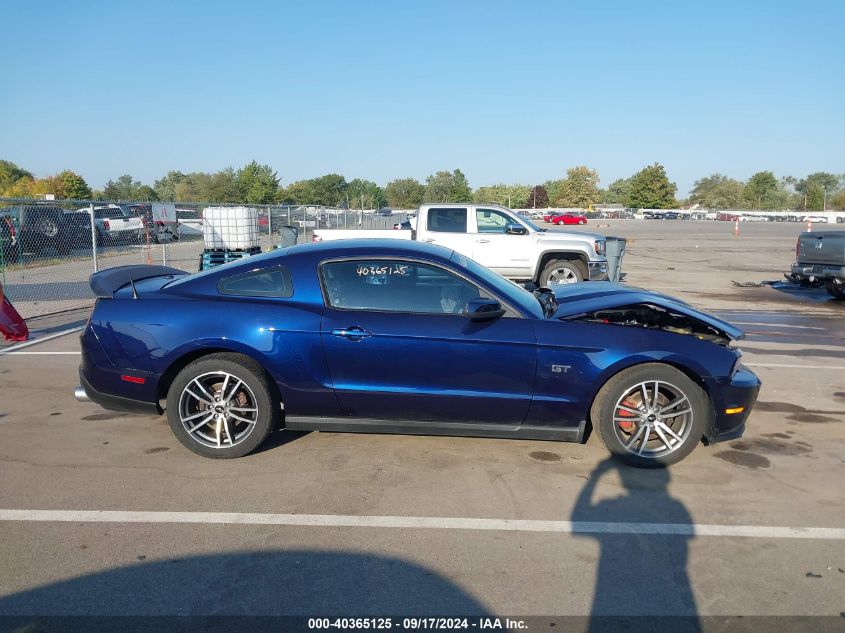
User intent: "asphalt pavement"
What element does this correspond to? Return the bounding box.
[0,221,843,629]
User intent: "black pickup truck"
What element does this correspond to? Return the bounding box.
[792,230,845,299]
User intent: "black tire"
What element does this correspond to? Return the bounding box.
[539,258,586,286]
[590,363,710,468]
[825,280,844,300]
[837,217,844,224]
[166,353,279,459]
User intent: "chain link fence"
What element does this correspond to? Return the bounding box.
[0,198,413,319]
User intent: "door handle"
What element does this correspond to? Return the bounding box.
[331,327,372,340]
[475,239,490,243]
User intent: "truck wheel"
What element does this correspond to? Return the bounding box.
[539,259,586,287]
[590,363,709,468]
[825,281,844,299]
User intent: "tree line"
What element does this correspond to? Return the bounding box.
[1,159,843,211]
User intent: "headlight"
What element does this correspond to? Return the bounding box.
[595,240,606,256]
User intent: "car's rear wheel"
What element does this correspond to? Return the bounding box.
[825,280,844,300]
[539,258,586,287]
[578,219,586,225]
[166,353,279,458]
[590,363,709,468]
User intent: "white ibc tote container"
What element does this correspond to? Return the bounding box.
[203,206,260,250]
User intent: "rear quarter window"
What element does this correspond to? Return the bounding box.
[218,266,294,298]
[426,208,467,233]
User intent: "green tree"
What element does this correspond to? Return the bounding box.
[603,178,632,205]
[134,185,159,201]
[277,180,312,205]
[554,166,601,208]
[384,178,425,208]
[154,171,187,201]
[543,179,565,205]
[165,170,240,203]
[347,178,386,210]
[0,160,32,194]
[795,172,841,211]
[55,170,92,199]
[308,174,348,206]
[742,171,785,210]
[103,175,142,200]
[626,163,677,209]
[237,161,280,204]
[473,184,531,208]
[205,168,241,203]
[689,173,744,208]
[425,169,472,203]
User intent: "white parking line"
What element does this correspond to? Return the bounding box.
[730,322,826,330]
[0,326,84,356]
[0,509,843,540]
[744,362,845,370]
[1,351,81,355]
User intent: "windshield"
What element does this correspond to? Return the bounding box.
[450,251,544,318]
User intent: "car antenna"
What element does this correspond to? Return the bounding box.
[128,270,139,299]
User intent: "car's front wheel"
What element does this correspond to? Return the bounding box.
[166,353,279,458]
[590,363,709,468]
[539,258,585,287]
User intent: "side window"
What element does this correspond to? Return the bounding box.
[322,260,482,314]
[476,208,513,234]
[426,208,467,233]
[218,266,293,298]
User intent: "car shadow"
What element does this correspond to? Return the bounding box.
[768,281,843,306]
[572,458,700,632]
[0,549,489,625]
[252,428,311,454]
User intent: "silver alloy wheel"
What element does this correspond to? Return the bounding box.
[545,266,579,286]
[611,380,693,458]
[178,371,259,449]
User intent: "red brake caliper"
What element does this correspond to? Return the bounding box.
[616,399,638,432]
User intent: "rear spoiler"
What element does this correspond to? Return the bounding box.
[90,265,188,298]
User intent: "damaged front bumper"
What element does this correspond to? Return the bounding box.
[705,365,761,443]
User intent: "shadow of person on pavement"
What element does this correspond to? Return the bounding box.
[572,458,699,633]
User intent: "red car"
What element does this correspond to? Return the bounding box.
[544,213,587,225]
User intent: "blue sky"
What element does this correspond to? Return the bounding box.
[2,0,843,195]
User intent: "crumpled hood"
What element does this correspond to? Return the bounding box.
[551,282,745,340]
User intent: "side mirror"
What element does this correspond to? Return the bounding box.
[464,298,505,320]
[506,223,528,235]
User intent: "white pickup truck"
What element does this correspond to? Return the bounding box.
[312,203,608,286]
[92,204,145,244]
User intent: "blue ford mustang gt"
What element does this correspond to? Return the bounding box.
[76,239,759,467]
